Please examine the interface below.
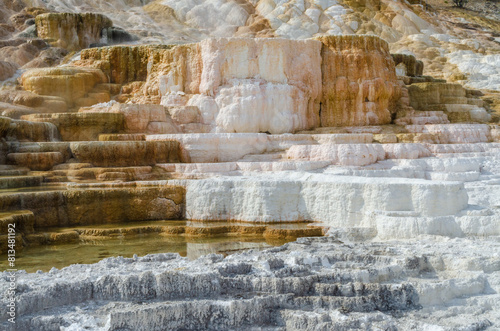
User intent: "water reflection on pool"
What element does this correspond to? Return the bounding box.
[0,220,323,272]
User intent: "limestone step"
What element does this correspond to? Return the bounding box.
[405,124,492,143]
[0,175,43,189]
[7,152,64,171]
[21,112,125,141]
[239,153,283,162]
[312,133,374,144]
[286,143,431,166]
[99,133,146,141]
[64,166,154,182]
[0,165,30,176]
[69,141,181,166]
[52,163,93,171]
[406,116,450,125]
[0,185,184,228]
[0,210,35,234]
[43,175,69,183]
[237,161,330,172]
[396,110,450,125]
[0,169,30,176]
[12,142,72,160]
[412,110,447,117]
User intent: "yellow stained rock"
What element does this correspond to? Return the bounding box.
[21,67,107,107]
[22,112,124,141]
[35,13,112,51]
[316,35,401,127]
[69,140,182,167]
[7,152,64,171]
[0,186,185,228]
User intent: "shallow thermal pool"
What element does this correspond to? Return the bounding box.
[0,220,323,272]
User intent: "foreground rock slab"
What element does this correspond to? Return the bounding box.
[1,236,498,330]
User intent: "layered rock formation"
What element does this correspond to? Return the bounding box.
[408,82,490,123]
[21,67,108,108]
[317,35,400,127]
[78,36,404,133]
[0,1,499,328]
[35,13,112,51]
[1,185,184,228]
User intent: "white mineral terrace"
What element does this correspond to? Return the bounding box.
[0,0,499,328]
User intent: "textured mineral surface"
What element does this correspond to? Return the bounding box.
[0,0,499,330]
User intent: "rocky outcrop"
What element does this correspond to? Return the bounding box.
[79,44,173,85]
[316,36,401,127]
[192,38,322,134]
[35,13,112,51]
[0,42,39,67]
[81,38,324,133]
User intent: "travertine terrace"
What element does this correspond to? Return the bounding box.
[0,0,499,330]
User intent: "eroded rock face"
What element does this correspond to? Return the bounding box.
[1,116,60,142]
[79,44,173,85]
[316,35,401,127]
[7,151,63,170]
[35,13,112,51]
[81,38,325,133]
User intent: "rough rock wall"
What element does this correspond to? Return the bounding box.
[316,35,401,127]
[35,13,112,51]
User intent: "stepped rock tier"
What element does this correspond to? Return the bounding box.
[0,1,499,328]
